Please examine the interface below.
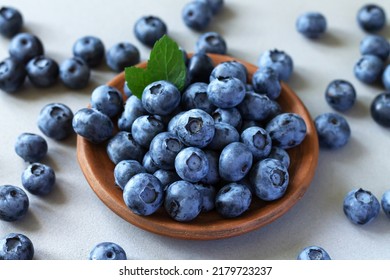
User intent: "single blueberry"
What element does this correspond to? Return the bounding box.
[149,132,184,170]
[89,242,127,260]
[200,149,220,185]
[360,35,390,61]
[215,183,252,218]
[314,112,351,149]
[195,32,227,54]
[114,160,146,190]
[21,163,55,196]
[37,103,74,140]
[14,132,47,162]
[357,4,386,32]
[211,107,242,129]
[258,49,294,81]
[106,42,140,72]
[237,92,278,122]
[118,95,147,132]
[207,122,239,151]
[0,233,34,260]
[210,61,247,85]
[73,36,105,67]
[219,142,253,182]
[59,57,90,89]
[325,79,356,112]
[174,147,209,183]
[90,85,123,118]
[0,185,29,222]
[182,1,213,31]
[297,246,331,260]
[131,115,165,148]
[0,57,26,92]
[142,151,160,174]
[354,54,384,84]
[240,126,272,160]
[9,32,44,64]
[252,67,281,100]
[106,131,145,164]
[181,82,216,114]
[268,147,290,169]
[381,190,390,219]
[207,76,246,108]
[343,188,380,225]
[153,169,180,189]
[26,55,59,88]
[187,52,214,84]
[194,183,216,212]
[370,92,390,127]
[0,6,23,38]
[134,15,167,47]
[296,12,327,39]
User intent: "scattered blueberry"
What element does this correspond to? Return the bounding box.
[175,147,209,183]
[354,54,384,84]
[0,233,34,260]
[195,32,227,54]
[240,126,272,160]
[106,131,144,164]
[370,92,390,127]
[297,246,331,260]
[296,12,327,39]
[207,76,246,108]
[0,185,29,222]
[59,57,90,89]
[343,188,380,225]
[131,115,165,148]
[219,142,253,182]
[21,163,55,196]
[252,67,281,100]
[360,35,390,61]
[89,242,127,260]
[37,103,74,140]
[0,57,26,92]
[258,49,293,81]
[182,1,213,31]
[381,190,390,219]
[134,15,167,47]
[73,36,105,67]
[14,132,47,162]
[314,112,351,149]
[215,183,252,218]
[26,55,59,88]
[357,4,386,32]
[91,85,123,118]
[106,42,140,72]
[149,132,184,170]
[199,0,224,15]
[0,6,23,38]
[9,32,44,64]
[325,79,356,112]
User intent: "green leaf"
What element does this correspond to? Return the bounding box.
[124,66,151,99]
[148,35,187,91]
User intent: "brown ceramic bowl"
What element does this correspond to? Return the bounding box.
[76,53,319,240]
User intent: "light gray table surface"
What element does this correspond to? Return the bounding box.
[1,0,390,260]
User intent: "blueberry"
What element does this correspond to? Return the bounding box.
[118,95,147,132]
[215,183,252,218]
[207,122,239,151]
[381,190,390,219]
[370,92,390,127]
[211,107,242,129]
[357,4,386,32]
[72,108,114,143]
[207,76,246,108]
[9,33,44,64]
[382,65,390,91]
[181,82,215,114]
[175,147,209,183]
[153,169,180,189]
[182,1,213,31]
[297,246,331,260]
[325,79,356,112]
[167,111,185,133]
[142,151,159,174]
[149,132,184,170]
[200,150,221,185]
[210,61,247,85]
[123,81,132,97]
[195,32,227,55]
[266,113,307,149]
[219,142,253,182]
[296,12,327,39]
[59,57,90,89]
[89,242,126,260]
[237,92,277,122]
[21,163,55,196]
[26,55,59,88]
[175,108,215,148]
[252,67,281,100]
[250,158,289,201]
[0,57,26,92]
[14,132,47,162]
[131,115,165,148]
[164,180,202,222]
[198,0,224,15]
[114,160,146,190]
[343,188,380,225]
[37,103,74,140]
[0,233,34,260]
[142,80,181,116]
[268,147,290,169]
[0,185,29,222]
[194,183,216,212]
[187,52,214,84]
[314,112,351,149]
[134,15,167,47]
[106,42,140,72]
[0,6,23,38]
[258,49,293,81]
[123,173,163,216]
[91,85,123,118]
[360,35,390,61]
[72,36,105,67]
[106,131,144,164]
[240,126,272,160]
[354,54,384,84]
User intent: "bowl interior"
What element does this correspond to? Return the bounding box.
[76,53,319,240]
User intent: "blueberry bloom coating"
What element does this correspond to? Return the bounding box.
[357,4,386,32]
[118,95,147,132]
[325,79,356,112]
[106,131,145,164]
[240,126,272,160]
[182,1,213,31]
[0,6,23,38]
[0,233,34,260]
[258,49,293,81]
[211,107,242,129]
[252,67,281,100]
[164,180,202,222]
[123,173,163,216]
[297,246,331,260]
[142,80,181,116]
[296,12,327,38]
[0,57,26,92]
[26,55,59,88]
[21,163,56,196]
[360,35,390,61]
[134,15,167,47]
[354,54,384,84]
[89,242,127,260]
[149,132,184,170]
[187,52,214,84]
[195,32,227,55]
[91,85,124,118]
[207,76,246,109]
[14,132,47,162]
[131,115,165,148]
[153,169,180,189]
[314,112,350,149]
[200,149,220,185]
[106,42,140,72]
[194,183,216,212]
[219,142,253,182]
[343,188,380,225]
[207,122,239,151]
[268,147,290,169]
[175,108,215,148]
[0,185,29,222]
[237,92,277,122]
[73,36,105,67]
[72,108,114,143]
[381,190,390,219]
[9,32,44,64]
[59,57,90,89]
[266,113,307,149]
[370,92,390,127]
[175,147,209,183]
[181,82,216,114]
[37,103,74,140]
[114,160,146,190]
[215,183,252,218]
[250,158,289,201]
